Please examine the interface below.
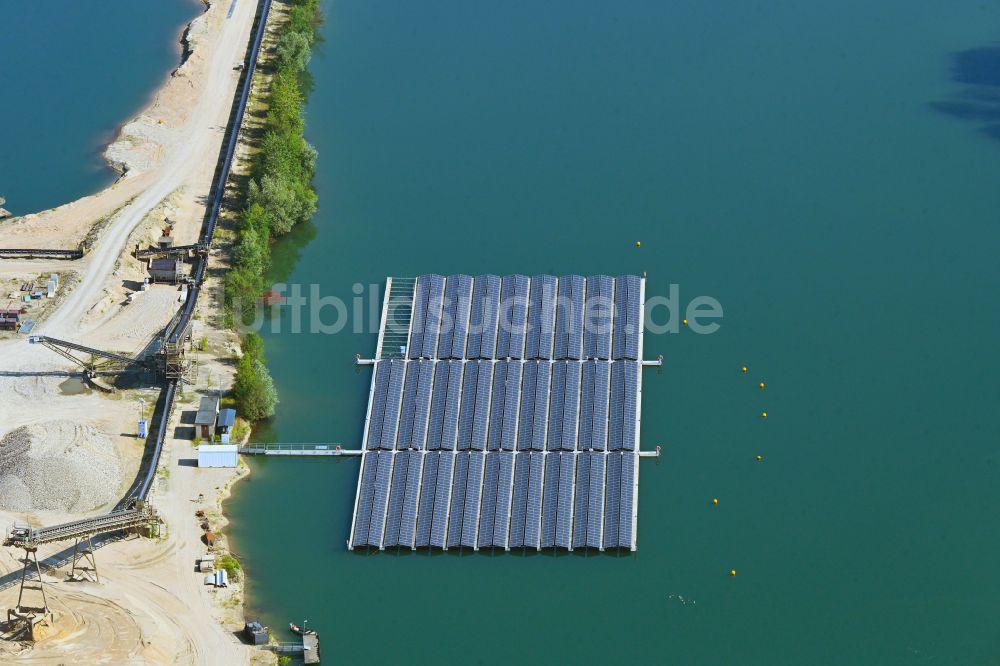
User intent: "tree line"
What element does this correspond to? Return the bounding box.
[230,0,321,421]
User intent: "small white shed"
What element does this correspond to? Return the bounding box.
[197,444,238,468]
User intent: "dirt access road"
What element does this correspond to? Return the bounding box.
[35,0,256,340]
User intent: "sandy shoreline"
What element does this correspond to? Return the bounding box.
[0,0,284,663]
[0,0,238,253]
[100,0,206,181]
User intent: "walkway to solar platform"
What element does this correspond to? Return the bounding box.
[350,274,659,552]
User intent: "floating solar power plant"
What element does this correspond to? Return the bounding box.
[350,275,655,552]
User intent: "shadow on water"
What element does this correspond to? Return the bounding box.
[350,545,637,558]
[267,218,319,285]
[930,43,1000,140]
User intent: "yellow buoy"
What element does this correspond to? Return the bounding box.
[761,411,767,419]
[756,455,763,461]
[712,498,719,506]
[730,569,737,577]
[759,382,765,389]
[741,366,747,373]
[682,319,688,326]
[635,241,641,247]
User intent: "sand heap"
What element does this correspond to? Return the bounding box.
[0,421,122,513]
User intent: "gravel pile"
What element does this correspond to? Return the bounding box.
[0,421,123,513]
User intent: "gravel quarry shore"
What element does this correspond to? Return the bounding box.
[0,0,273,663]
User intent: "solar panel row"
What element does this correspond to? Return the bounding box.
[372,359,639,453]
[438,275,473,359]
[514,361,551,451]
[621,274,642,361]
[356,451,394,547]
[525,275,558,360]
[516,361,535,451]
[554,274,585,360]
[422,275,446,358]
[378,359,406,450]
[383,450,415,547]
[366,360,408,450]
[584,275,614,360]
[486,360,522,452]
[352,450,639,550]
[602,451,637,549]
[365,361,390,450]
[478,452,500,548]
[407,275,642,361]
[408,277,428,360]
[579,361,611,451]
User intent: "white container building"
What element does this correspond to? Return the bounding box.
[197,444,238,468]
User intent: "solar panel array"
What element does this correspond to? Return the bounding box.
[405,274,641,361]
[351,275,647,551]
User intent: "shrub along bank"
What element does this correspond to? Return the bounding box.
[232,332,277,421]
[229,0,321,421]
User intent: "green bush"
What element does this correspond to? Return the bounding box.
[242,331,265,360]
[275,30,312,72]
[232,332,273,420]
[217,553,241,581]
[247,174,316,236]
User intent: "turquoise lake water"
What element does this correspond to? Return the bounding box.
[7,0,1000,662]
[227,1,1000,662]
[0,0,199,215]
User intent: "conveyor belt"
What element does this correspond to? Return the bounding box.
[28,335,147,367]
[4,506,158,548]
[0,248,84,259]
[134,243,207,259]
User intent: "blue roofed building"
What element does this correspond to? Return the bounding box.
[217,408,237,443]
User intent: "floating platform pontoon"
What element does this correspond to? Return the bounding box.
[349,274,660,552]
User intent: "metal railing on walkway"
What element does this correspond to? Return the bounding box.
[239,443,357,456]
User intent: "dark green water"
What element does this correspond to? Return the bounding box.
[226,1,1000,663]
[0,0,200,215]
